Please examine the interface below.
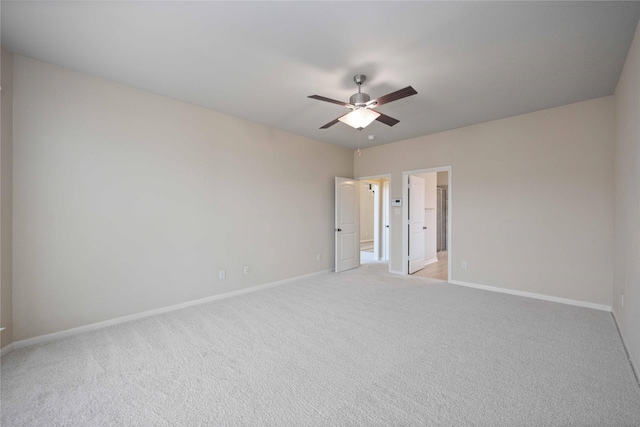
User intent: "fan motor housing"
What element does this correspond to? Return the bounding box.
[350,92,371,106]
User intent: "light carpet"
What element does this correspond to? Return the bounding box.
[2,263,639,426]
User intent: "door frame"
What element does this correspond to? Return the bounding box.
[356,174,392,273]
[402,166,452,277]
[358,180,380,260]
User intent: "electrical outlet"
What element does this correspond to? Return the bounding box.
[243,266,250,275]
[316,254,321,261]
[219,270,225,280]
[461,261,468,270]
[621,293,624,308]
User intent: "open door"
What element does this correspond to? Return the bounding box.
[382,180,390,261]
[408,174,426,273]
[335,177,360,272]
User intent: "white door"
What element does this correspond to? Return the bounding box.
[382,181,390,261]
[408,175,426,273]
[335,177,360,272]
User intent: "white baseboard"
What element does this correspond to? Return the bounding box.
[1,343,14,357]
[388,269,404,275]
[8,269,331,354]
[425,257,439,266]
[449,279,612,312]
[612,310,639,381]
[360,239,373,244]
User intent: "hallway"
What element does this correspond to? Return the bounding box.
[412,251,448,281]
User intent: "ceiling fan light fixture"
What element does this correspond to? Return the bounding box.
[339,108,380,130]
[309,74,416,130]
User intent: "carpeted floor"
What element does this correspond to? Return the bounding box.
[2,263,639,426]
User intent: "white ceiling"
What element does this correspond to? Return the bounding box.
[2,1,640,149]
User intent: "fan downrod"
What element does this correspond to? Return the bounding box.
[350,75,370,105]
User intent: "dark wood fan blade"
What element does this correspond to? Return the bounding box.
[374,112,400,127]
[320,112,351,129]
[319,117,341,129]
[371,86,417,107]
[308,95,350,107]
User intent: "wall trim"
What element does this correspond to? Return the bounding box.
[6,272,614,356]
[1,343,14,357]
[449,279,612,312]
[7,269,331,355]
[425,257,439,266]
[612,310,639,384]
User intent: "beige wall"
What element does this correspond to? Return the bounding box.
[1,48,14,349]
[437,171,448,187]
[613,20,640,375]
[12,56,353,341]
[355,96,614,306]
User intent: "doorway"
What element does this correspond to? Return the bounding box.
[403,167,451,281]
[358,176,390,267]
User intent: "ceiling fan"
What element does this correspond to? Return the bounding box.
[308,75,417,130]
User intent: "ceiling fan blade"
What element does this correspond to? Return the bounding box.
[370,86,417,107]
[374,112,400,127]
[319,116,344,129]
[308,95,350,107]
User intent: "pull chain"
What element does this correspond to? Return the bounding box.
[357,129,362,156]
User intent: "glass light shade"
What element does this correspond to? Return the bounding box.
[338,108,380,130]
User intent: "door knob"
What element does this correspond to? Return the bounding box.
[385,225,389,228]
[335,228,342,232]
[423,226,427,230]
